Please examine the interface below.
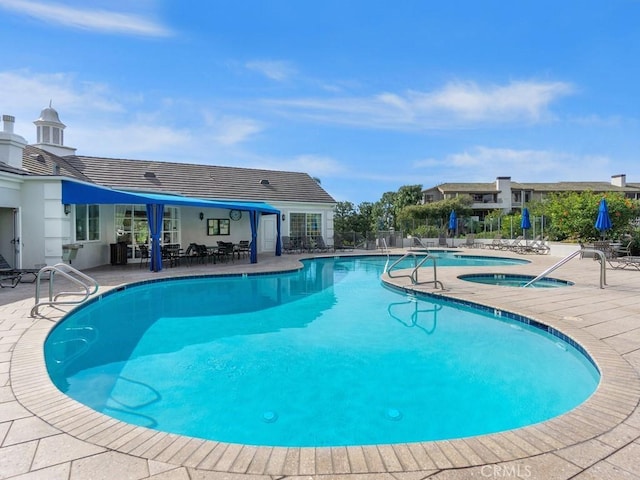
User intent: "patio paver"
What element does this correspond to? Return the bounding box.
[2,249,640,479]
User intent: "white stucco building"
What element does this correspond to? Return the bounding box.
[0,106,336,272]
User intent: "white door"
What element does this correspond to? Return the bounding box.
[262,215,276,252]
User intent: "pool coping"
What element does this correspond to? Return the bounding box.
[6,250,640,478]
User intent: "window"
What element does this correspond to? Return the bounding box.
[75,204,100,241]
[290,213,322,239]
[114,205,180,258]
[207,218,230,236]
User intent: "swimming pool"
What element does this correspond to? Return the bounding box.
[45,256,598,447]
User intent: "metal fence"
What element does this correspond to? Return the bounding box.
[334,231,404,250]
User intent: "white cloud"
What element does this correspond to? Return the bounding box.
[74,123,192,157]
[421,81,573,121]
[211,117,264,146]
[0,69,265,160]
[0,0,172,37]
[414,146,613,183]
[242,154,345,178]
[265,79,575,130]
[245,60,296,81]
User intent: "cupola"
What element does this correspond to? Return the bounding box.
[33,102,76,156]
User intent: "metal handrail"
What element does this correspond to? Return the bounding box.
[523,248,606,288]
[31,263,99,317]
[386,252,444,289]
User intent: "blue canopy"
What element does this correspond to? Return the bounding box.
[595,198,612,235]
[448,210,457,231]
[62,180,281,271]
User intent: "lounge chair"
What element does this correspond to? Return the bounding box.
[315,236,333,253]
[0,253,40,288]
[487,234,505,250]
[520,236,549,255]
[611,256,640,270]
[333,234,353,251]
[463,234,478,248]
[613,240,633,258]
[438,234,448,247]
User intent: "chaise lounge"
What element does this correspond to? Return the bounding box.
[0,253,40,288]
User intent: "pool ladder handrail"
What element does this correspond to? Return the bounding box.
[523,248,606,288]
[31,263,99,317]
[385,252,444,289]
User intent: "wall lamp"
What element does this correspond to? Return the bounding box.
[199,212,204,221]
[64,204,71,215]
[281,213,286,221]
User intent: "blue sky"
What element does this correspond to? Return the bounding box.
[1,1,639,205]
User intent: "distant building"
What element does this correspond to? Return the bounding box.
[422,175,640,220]
[0,106,336,271]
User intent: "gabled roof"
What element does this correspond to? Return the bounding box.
[21,146,92,181]
[435,183,497,193]
[429,180,640,194]
[515,181,639,193]
[63,155,335,203]
[19,148,335,204]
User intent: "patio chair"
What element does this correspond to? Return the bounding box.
[237,240,251,258]
[463,234,478,248]
[281,236,292,254]
[333,234,353,251]
[315,236,333,253]
[520,236,549,255]
[138,244,150,268]
[178,243,199,265]
[486,234,504,250]
[0,253,40,287]
[438,234,448,247]
[613,240,633,258]
[504,236,524,252]
[217,241,235,262]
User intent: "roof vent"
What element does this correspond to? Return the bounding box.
[260,179,270,185]
[144,172,157,178]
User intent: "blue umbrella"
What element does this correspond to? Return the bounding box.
[595,198,612,238]
[448,210,457,232]
[448,210,457,246]
[521,208,531,241]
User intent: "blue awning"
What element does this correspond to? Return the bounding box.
[62,180,282,270]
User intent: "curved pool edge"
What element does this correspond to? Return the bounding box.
[8,255,640,478]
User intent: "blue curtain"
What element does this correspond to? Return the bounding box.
[249,210,260,263]
[146,204,164,272]
[275,215,282,256]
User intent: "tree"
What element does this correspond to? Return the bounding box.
[540,192,639,241]
[333,201,356,233]
[398,196,473,234]
[373,191,397,230]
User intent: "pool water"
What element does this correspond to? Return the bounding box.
[459,273,574,288]
[45,256,598,447]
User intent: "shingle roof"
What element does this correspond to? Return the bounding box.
[436,183,497,193]
[514,181,639,193]
[20,148,335,204]
[21,146,92,181]
[431,180,640,194]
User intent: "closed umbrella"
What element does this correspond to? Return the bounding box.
[521,207,531,242]
[448,210,457,246]
[595,198,612,239]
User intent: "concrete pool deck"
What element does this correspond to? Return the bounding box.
[1,248,640,479]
